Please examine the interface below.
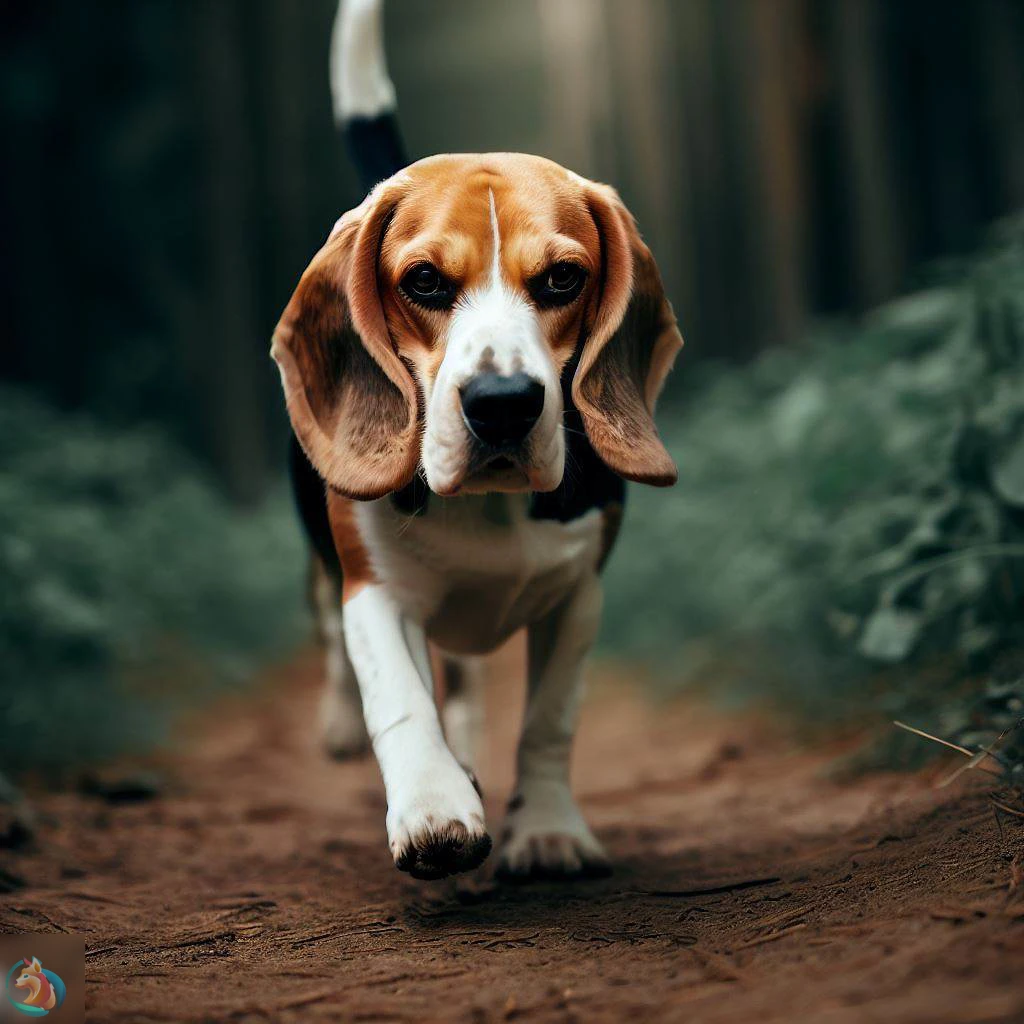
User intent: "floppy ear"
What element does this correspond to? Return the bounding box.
[271,181,420,500]
[572,183,683,486]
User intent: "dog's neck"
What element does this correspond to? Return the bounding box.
[446,492,527,528]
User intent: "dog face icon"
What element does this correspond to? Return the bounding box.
[7,956,66,1015]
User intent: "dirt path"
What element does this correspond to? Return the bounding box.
[2,649,1023,1023]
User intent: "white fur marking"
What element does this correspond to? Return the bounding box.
[488,188,501,289]
[343,584,487,869]
[330,0,396,122]
[355,496,603,654]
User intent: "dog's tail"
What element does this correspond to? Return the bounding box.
[330,0,408,194]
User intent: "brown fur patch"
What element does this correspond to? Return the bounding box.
[374,155,603,384]
[572,184,683,487]
[271,184,421,501]
[327,491,378,603]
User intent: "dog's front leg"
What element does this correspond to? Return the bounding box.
[497,572,610,880]
[343,584,491,879]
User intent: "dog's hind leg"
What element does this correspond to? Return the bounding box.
[440,655,485,791]
[311,557,368,759]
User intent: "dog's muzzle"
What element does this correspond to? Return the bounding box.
[459,372,545,452]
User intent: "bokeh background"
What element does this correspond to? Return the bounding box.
[3,0,1024,775]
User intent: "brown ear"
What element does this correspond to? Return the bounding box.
[572,183,683,486]
[271,183,420,500]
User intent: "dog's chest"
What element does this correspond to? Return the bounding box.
[357,495,602,653]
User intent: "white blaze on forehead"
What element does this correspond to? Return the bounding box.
[441,187,538,378]
[420,182,565,496]
[488,188,502,288]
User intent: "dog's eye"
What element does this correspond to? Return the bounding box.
[529,261,587,308]
[400,263,456,310]
[548,263,581,291]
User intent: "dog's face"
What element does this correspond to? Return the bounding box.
[14,957,43,991]
[273,153,682,500]
[377,158,592,496]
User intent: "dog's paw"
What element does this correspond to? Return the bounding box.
[318,689,369,759]
[392,816,492,880]
[496,783,610,882]
[387,768,491,880]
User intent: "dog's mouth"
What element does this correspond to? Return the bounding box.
[453,449,532,494]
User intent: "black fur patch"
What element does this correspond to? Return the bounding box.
[391,474,430,517]
[288,433,341,582]
[344,113,408,195]
[529,353,626,525]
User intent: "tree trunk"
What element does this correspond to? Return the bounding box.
[607,0,694,360]
[832,0,906,308]
[193,0,269,505]
[536,0,615,183]
[976,0,1024,212]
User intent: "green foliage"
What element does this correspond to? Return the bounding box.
[603,215,1024,715]
[0,391,305,773]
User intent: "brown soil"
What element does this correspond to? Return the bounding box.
[2,649,1023,1023]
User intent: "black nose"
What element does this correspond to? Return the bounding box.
[460,372,545,449]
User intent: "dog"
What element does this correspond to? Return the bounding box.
[272,0,682,881]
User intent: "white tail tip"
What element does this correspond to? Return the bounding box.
[330,0,397,123]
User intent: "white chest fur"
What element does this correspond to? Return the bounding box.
[355,495,603,654]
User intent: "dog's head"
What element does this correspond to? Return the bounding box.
[15,957,43,983]
[272,153,682,499]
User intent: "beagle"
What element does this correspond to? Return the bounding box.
[272,0,682,881]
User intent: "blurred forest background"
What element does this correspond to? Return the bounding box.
[2,0,1024,774]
